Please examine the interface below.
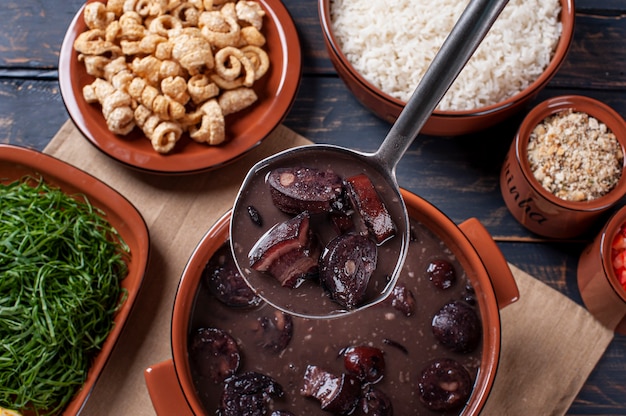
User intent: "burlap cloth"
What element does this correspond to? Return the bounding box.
[44,120,615,415]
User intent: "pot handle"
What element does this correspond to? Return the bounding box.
[144,359,194,416]
[459,218,519,309]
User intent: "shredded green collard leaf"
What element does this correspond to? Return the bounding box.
[0,177,130,415]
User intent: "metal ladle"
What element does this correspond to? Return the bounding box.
[230,0,510,319]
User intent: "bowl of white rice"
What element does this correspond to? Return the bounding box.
[319,0,575,136]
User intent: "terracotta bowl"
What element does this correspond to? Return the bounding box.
[145,189,519,415]
[500,95,626,239]
[578,205,626,335]
[0,145,149,415]
[318,0,574,136]
[59,0,301,174]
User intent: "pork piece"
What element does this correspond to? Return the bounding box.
[268,167,344,214]
[189,327,241,383]
[329,210,355,235]
[345,173,396,244]
[417,358,472,411]
[319,233,377,309]
[204,242,261,308]
[426,259,457,290]
[263,243,321,289]
[252,310,294,354]
[431,300,481,353]
[218,371,284,416]
[301,365,361,415]
[360,386,394,416]
[342,345,386,384]
[249,211,320,288]
[387,283,416,317]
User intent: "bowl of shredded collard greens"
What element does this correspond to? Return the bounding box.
[0,145,149,415]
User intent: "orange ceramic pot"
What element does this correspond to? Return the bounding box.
[145,189,519,415]
[500,95,626,239]
[318,0,574,136]
[578,205,626,335]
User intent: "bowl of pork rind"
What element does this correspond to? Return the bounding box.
[59,0,301,174]
[319,0,574,136]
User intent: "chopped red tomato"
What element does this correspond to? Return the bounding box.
[611,222,626,292]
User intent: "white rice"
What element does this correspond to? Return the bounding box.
[329,0,562,111]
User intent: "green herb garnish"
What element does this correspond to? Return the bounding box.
[0,177,129,415]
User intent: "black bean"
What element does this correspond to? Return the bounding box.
[247,205,263,227]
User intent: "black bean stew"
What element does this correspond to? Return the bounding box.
[188,217,483,415]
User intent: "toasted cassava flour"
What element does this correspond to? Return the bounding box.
[329,0,562,111]
[527,110,623,202]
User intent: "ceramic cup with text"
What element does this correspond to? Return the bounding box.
[500,95,626,239]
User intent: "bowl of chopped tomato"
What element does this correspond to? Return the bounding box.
[578,204,626,334]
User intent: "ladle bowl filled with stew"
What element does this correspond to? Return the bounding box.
[227,0,511,319]
[145,189,519,415]
[229,145,411,319]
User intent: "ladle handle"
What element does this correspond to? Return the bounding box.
[374,0,510,170]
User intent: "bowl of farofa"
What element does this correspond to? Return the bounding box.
[500,95,626,239]
[318,0,574,136]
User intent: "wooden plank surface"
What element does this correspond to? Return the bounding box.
[0,0,625,414]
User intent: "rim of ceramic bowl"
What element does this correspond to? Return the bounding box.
[318,0,575,118]
[600,205,626,303]
[514,94,626,212]
[170,211,232,414]
[170,191,503,415]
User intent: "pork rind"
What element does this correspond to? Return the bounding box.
[74,0,270,154]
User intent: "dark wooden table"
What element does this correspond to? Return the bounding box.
[1,0,625,414]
